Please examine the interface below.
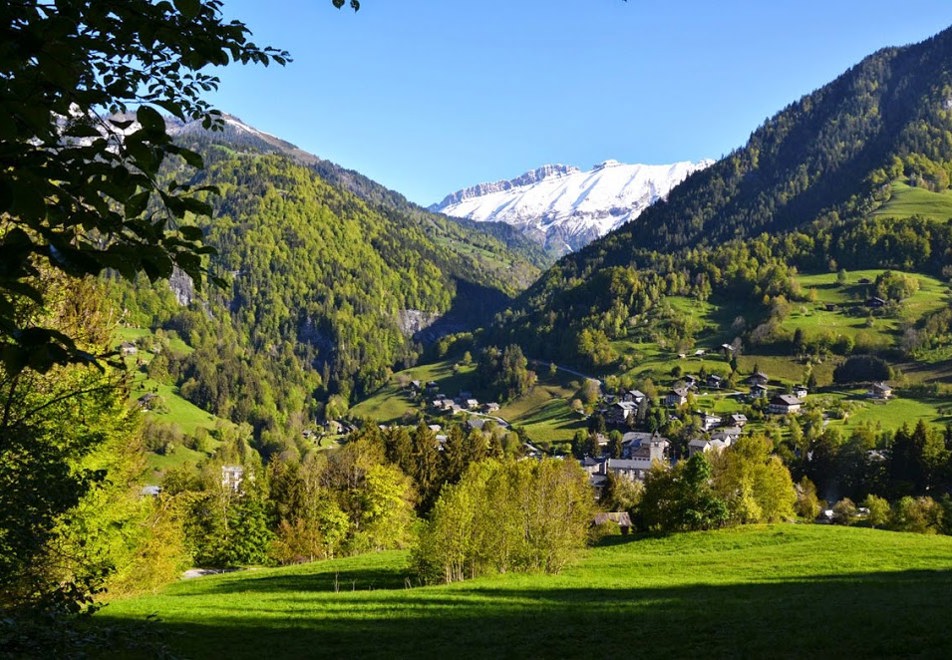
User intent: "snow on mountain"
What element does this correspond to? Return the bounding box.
[431,159,713,254]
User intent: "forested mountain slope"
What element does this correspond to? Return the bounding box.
[111,120,543,447]
[492,26,952,366]
[590,25,952,258]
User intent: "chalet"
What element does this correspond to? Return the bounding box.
[606,401,638,426]
[865,296,886,308]
[792,385,808,399]
[711,427,743,443]
[698,411,722,431]
[858,277,871,284]
[825,303,838,312]
[694,349,706,357]
[409,380,423,392]
[665,387,688,407]
[720,343,735,355]
[465,398,480,410]
[729,413,748,427]
[688,436,732,457]
[581,457,657,486]
[747,372,769,387]
[426,381,439,391]
[119,341,138,356]
[769,394,802,415]
[706,374,724,389]
[140,485,162,497]
[683,374,699,388]
[221,465,245,492]
[483,402,500,413]
[136,392,158,409]
[868,382,893,400]
[622,389,646,405]
[621,432,670,462]
[323,419,343,434]
[592,512,633,534]
[749,383,769,400]
[466,418,486,432]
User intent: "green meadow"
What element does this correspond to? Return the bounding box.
[93,524,952,659]
[875,181,952,220]
[115,328,229,479]
[785,270,949,347]
[349,360,478,424]
[497,370,587,444]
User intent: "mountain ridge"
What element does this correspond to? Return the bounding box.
[432,158,713,254]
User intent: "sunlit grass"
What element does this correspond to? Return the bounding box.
[94,525,952,659]
[875,181,952,220]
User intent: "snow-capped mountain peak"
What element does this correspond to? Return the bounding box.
[431,159,713,254]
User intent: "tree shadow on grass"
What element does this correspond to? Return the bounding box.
[92,568,952,659]
[191,564,412,595]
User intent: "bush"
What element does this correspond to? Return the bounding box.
[863,494,891,528]
[832,498,858,525]
[890,496,943,534]
[833,355,891,384]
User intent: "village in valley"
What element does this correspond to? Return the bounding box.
[341,339,900,505]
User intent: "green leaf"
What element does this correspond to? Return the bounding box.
[125,191,150,218]
[108,118,135,130]
[136,105,165,135]
[179,225,204,241]
[64,123,102,138]
[174,0,202,19]
[171,145,204,169]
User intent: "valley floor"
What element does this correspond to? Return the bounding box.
[93,524,952,658]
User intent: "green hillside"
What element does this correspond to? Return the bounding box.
[876,181,952,220]
[109,129,543,455]
[93,525,952,658]
[492,26,952,391]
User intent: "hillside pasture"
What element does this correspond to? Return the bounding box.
[875,181,952,220]
[93,525,952,659]
[785,270,949,349]
[497,371,587,444]
[349,360,478,424]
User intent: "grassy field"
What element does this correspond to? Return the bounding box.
[875,181,952,220]
[115,328,228,480]
[497,370,587,444]
[349,360,478,424]
[785,270,949,345]
[93,524,952,658]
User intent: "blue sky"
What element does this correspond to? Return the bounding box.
[210,1,952,205]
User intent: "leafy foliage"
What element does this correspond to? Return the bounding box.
[413,458,593,583]
[0,274,140,622]
[0,0,294,373]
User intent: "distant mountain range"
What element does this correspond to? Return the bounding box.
[431,159,713,254]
